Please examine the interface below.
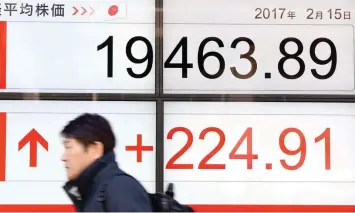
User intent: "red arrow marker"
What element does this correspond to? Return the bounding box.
[18,128,48,168]
[0,113,6,181]
[89,6,95,15]
[0,22,6,89]
[81,7,87,15]
[72,7,78,15]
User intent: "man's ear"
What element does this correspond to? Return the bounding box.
[91,141,104,158]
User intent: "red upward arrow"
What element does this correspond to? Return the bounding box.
[18,129,48,168]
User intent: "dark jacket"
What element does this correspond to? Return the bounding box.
[63,152,152,212]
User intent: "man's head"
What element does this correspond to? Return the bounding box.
[60,113,116,181]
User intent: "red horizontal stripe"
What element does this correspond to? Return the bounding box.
[0,205,75,212]
[0,204,354,212]
[190,205,355,212]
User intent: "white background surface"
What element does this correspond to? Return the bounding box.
[1,0,355,208]
[163,0,355,94]
[0,101,156,204]
[164,102,355,205]
[1,0,155,93]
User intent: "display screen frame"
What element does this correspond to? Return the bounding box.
[1,0,355,196]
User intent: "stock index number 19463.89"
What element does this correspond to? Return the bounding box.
[97,35,337,80]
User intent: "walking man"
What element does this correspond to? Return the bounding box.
[60,113,152,212]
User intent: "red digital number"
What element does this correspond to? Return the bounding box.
[279,127,331,170]
[279,128,307,170]
[166,127,226,169]
[229,127,258,169]
[166,127,258,170]
[166,126,331,170]
[315,128,331,170]
[166,127,193,169]
[198,127,226,169]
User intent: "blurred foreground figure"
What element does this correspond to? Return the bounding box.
[60,113,152,212]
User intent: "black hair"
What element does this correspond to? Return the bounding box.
[60,113,115,154]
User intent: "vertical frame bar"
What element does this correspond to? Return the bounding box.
[155,100,164,193]
[155,0,164,193]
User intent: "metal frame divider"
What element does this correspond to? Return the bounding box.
[155,0,164,193]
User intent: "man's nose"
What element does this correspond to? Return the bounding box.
[61,153,67,162]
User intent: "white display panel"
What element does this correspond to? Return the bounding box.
[0,101,156,204]
[0,0,155,93]
[163,0,355,94]
[164,102,355,205]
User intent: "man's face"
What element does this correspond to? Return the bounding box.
[61,138,99,181]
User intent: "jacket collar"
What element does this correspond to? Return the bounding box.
[63,151,117,201]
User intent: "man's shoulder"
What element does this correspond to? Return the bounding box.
[109,173,144,190]
[102,172,153,211]
[105,172,149,197]
[98,164,144,190]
